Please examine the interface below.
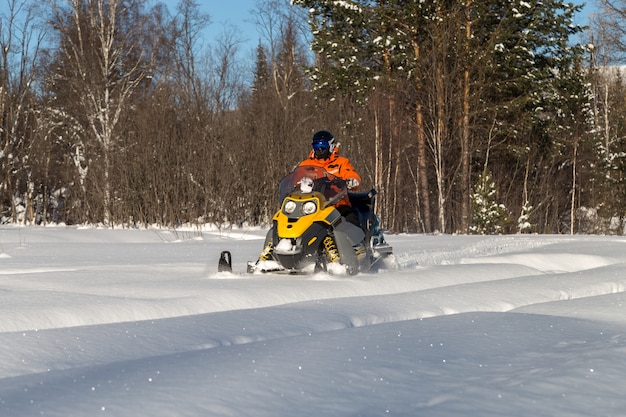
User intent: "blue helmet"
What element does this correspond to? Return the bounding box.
[311,130,335,159]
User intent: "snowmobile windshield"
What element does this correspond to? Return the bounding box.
[278,166,347,205]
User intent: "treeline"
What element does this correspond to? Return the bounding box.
[1,0,626,234]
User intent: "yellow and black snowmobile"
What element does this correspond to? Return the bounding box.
[245,165,393,275]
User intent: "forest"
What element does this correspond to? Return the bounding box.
[1,0,626,234]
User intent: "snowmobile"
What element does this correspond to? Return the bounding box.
[244,165,393,275]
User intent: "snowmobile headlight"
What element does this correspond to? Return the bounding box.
[284,200,297,214]
[302,201,317,215]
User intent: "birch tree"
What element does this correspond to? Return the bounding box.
[0,0,45,222]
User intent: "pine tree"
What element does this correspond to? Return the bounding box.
[292,0,589,234]
[469,170,510,235]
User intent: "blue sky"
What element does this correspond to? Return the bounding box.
[159,0,261,54]
[156,0,594,53]
[573,0,593,24]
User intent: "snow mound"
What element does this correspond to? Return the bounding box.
[460,253,618,273]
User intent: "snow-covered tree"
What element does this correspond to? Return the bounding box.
[469,169,510,235]
[517,200,533,234]
[589,2,626,234]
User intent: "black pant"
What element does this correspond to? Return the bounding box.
[337,205,360,228]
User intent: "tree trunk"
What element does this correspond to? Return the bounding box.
[412,41,431,233]
[570,134,579,235]
[460,0,472,233]
[435,63,446,233]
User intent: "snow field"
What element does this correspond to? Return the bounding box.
[1,227,625,416]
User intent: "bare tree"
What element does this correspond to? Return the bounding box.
[588,1,626,233]
[170,0,211,112]
[47,0,162,224]
[593,0,626,63]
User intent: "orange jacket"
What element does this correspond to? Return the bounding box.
[298,148,361,207]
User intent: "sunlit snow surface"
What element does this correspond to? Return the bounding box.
[1,227,625,416]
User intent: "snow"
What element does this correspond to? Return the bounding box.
[1,227,626,416]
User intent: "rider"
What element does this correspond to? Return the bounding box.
[298,130,361,226]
